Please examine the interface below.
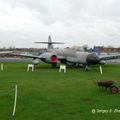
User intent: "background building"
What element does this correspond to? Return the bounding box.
[94,46,120,53]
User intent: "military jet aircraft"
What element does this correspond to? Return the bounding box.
[12,36,120,70]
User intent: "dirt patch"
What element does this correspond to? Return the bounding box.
[83,98,92,102]
[67,112,78,115]
[51,103,63,107]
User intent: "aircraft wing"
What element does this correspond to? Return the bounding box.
[0,51,12,54]
[57,56,66,60]
[100,54,120,60]
[12,53,41,59]
[12,53,67,63]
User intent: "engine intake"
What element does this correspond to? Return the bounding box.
[51,55,57,62]
[86,53,100,65]
[32,59,40,65]
[40,53,58,63]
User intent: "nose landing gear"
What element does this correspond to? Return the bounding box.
[85,65,91,71]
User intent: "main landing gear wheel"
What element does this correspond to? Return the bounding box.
[51,63,57,68]
[85,65,91,71]
[110,86,119,94]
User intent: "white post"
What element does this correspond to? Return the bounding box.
[12,84,17,116]
[27,66,29,71]
[100,65,103,74]
[1,64,3,71]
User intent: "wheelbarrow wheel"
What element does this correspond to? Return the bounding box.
[110,86,119,93]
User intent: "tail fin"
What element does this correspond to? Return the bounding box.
[48,35,53,49]
[35,35,64,49]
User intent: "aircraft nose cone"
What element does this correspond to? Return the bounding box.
[86,54,100,65]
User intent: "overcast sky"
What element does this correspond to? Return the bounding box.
[0,0,120,48]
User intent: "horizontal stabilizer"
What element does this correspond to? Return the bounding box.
[34,42,64,44]
[34,35,64,49]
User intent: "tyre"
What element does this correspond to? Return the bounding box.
[85,66,91,71]
[110,86,119,93]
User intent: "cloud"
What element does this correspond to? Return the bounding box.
[0,0,120,48]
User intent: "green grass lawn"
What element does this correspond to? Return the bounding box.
[0,62,120,120]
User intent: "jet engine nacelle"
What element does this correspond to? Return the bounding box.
[66,61,75,66]
[41,53,57,63]
[32,59,41,65]
[99,60,106,64]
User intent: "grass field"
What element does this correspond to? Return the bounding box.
[0,62,120,120]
